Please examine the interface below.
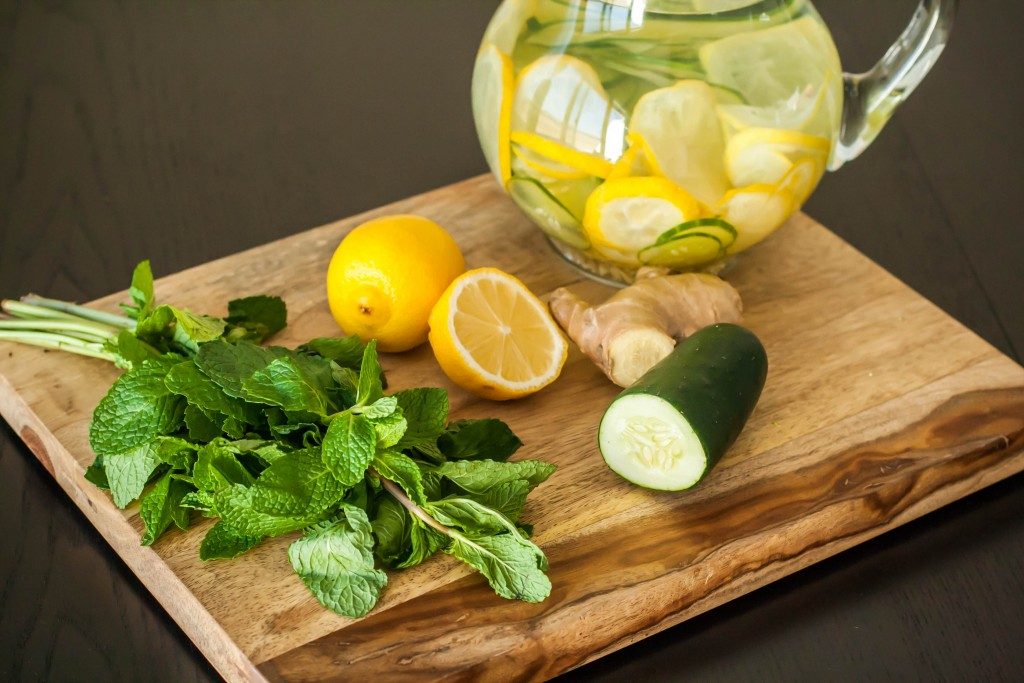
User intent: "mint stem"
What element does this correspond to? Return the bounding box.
[0,330,117,362]
[19,295,135,329]
[2,300,86,323]
[377,474,451,536]
[0,318,119,342]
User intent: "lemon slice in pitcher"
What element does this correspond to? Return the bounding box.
[701,16,842,140]
[700,16,842,106]
[725,128,829,187]
[583,177,702,264]
[510,131,614,178]
[607,133,659,181]
[777,157,821,206]
[717,184,795,254]
[513,141,589,180]
[512,55,617,159]
[718,84,829,138]
[630,80,730,206]
[472,45,514,183]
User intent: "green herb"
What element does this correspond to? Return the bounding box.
[0,261,557,617]
[288,505,388,618]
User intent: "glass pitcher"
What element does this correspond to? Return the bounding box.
[471,0,957,282]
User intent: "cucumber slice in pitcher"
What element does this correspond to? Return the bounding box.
[507,176,592,249]
[638,217,737,266]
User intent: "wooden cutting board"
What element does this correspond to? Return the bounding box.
[1,175,1022,682]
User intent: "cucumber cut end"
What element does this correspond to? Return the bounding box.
[599,394,707,491]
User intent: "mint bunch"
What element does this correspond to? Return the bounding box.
[1,262,555,616]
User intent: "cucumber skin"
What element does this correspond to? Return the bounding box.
[614,323,767,485]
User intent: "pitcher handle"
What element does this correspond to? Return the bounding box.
[829,0,959,170]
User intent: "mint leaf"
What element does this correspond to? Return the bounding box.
[153,437,197,470]
[300,336,365,369]
[430,459,556,494]
[193,440,256,492]
[225,295,287,342]
[184,404,222,441]
[438,419,522,461]
[425,498,507,535]
[104,443,164,508]
[165,361,261,424]
[288,505,388,618]
[199,520,262,560]
[428,495,551,600]
[104,436,196,508]
[194,340,285,398]
[371,410,407,449]
[395,388,448,460]
[330,365,359,405]
[89,360,185,457]
[245,448,345,516]
[446,533,551,603]
[356,340,383,405]
[396,388,448,439]
[370,495,408,565]
[140,472,192,545]
[322,412,376,486]
[357,396,397,419]
[180,490,215,514]
[373,451,426,506]
[396,517,448,570]
[466,479,531,523]
[251,442,290,465]
[213,485,323,537]
[136,305,226,354]
[169,308,226,352]
[222,416,247,439]
[242,356,334,415]
[84,456,109,489]
[125,260,156,319]
[106,329,161,370]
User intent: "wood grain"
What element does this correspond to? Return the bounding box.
[1,175,1022,681]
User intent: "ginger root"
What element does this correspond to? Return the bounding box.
[549,267,743,387]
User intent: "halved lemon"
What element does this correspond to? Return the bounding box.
[512,54,618,159]
[428,268,567,401]
[583,176,703,265]
[510,130,614,179]
[629,80,730,206]
[472,45,514,183]
[725,127,829,187]
[717,184,795,254]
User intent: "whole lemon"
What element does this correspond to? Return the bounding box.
[327,215,465,352]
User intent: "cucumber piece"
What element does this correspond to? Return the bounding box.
[638,217,737,266]
[638,231,724,266]
[599,323,766,491]
[507,176,592,249]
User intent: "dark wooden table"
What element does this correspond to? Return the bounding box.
[1,1,1022,680]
